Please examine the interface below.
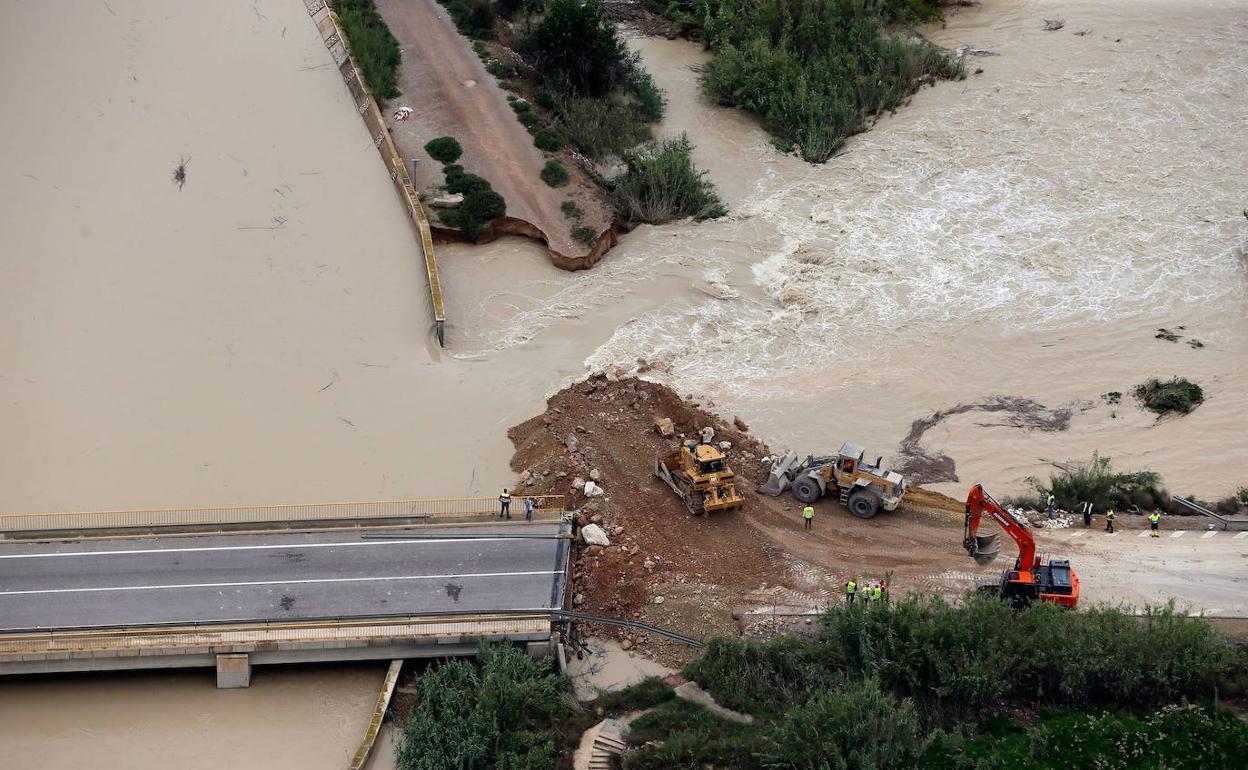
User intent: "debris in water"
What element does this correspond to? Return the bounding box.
[1043,18,1065,32]
[896,396,1090,483]
[1154,327,1181,342]
[171,156,190,191]
[1187,339,1204,349]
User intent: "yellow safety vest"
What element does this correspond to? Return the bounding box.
[1106,510,1115,520]
[1148,513,1160,524]
[846,581,857,594]
[803,506,814,519]
[500,492,511,502]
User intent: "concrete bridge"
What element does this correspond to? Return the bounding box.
[0,501,571,686]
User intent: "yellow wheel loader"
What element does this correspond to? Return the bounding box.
[655,438,746,516]
[761,441,906,519]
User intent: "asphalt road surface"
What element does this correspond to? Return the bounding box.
[0,524,569,630]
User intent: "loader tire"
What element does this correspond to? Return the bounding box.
[847,489,881,519]
[791,475,823,504]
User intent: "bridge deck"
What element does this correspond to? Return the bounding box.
[0,523,568,631]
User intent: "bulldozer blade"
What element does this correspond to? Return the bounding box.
[759,450,800,496]
[971,534,1002,565]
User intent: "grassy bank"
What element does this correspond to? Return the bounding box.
[651,0,964,162]
[333,0,402,98]
[384,596,1247,768]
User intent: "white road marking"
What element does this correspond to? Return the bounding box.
[1138,531,1150,538]
[0,570,563,597]
[0,537,546,560]
[1201,531,1217,539]
[1236,531,1248,540]
[1068,531,1084,538]
[1170,531,1185,538]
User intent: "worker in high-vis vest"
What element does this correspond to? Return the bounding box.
[1081,501,1093,528]
[803,505,814,531]
[499,488,511,519]
[845,579,857,604]
[1105,508,1116,534]
[1046,493,1056,520]
[1148,511,1161,537]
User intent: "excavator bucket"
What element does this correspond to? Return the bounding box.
[970,534,1002,565]
[760,450,801,496]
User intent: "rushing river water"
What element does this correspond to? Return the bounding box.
[1,0,1245,764]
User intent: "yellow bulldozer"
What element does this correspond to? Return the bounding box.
[654,436,746,516]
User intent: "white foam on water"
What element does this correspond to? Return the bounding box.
[585,9,1248,398]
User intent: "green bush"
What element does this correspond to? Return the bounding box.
[436,0,496,40]
[1031,452,1165,512]
[424,136,463,164]
[762,679,925,769]
[561,200,584,219]
[396,645,570,770]
[552,94,651,159]
[592,676,675,713]
[455,188,507,239]
[532,127,563,152]
[1238,486,1248,505]
[524,0,631,97]
[335,0,402,98]
[445,171,492,195]
[572,224,597,246]
[628,68,667,123]
[612,135,727,224]
[624,699,769,770]
[540,160,569,187]
[1134,376,1204,415]
[923,704,1248,770]
[687,594,1241,718]
[696,0,963,162]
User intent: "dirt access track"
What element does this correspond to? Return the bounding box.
[374,0,612,266]
[509,376,1248,662]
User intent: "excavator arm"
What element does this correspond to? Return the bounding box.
[964,483,1037,570]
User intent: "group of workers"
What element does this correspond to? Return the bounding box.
[844,577,888,604]
[1051,496,1163,536]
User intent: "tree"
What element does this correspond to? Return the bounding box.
[525,0,630,97]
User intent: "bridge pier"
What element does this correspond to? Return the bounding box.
[215,653,251,689]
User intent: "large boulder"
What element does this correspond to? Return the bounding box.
[654,417,675,438]
[580,523,611,546]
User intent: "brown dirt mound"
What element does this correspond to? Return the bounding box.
[508,375,983,662]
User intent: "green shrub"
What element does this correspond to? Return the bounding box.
[572,224,597,246]
[552,94,651,159]
[696,0,963,162]
[334,0,402,98]
[540,160,569,187]
[455,188,507,239]
[1134,376,1204,415]
[534,89,557,109]
[628,68,667,123]
[687,594,1240,718]
[424,136,463,164]
[592,677,675,713]
[1238,486,1248,505]
[561,200,584,219]
[396,645,570,770]
[923,704,1248,770]
[624,699,769,770]
[445,171,491,195]
[437,0,496,40]
[532,127,562,152]
[485,59,518,79]
[1031,452,1165,512]
[762,679,925,769]
[524,0,631,97]
[612,135,727,224]
[515,110,540,129]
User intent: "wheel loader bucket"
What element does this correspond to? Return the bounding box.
[970,534,1002,566]
[760,450,800,496]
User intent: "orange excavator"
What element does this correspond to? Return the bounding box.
[963,483,1080,609]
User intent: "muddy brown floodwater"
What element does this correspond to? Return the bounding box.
[2,0,1245,764]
